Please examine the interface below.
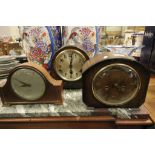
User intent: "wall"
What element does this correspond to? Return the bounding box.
[0,26,20,39]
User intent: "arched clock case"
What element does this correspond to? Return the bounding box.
[0,63,63,106]
[82,53,150,108]
[50,45,89,89]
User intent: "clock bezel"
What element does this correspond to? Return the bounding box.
[92,63,141,106]
[9,66,47,101]
[53,48,87,81]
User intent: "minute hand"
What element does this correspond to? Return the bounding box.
[14,78,31,87]
[69,53,73,74]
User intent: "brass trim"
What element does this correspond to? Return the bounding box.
[92,63,141,106]
[53,49,87,82]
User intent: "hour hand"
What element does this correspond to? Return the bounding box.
[20,83,31,87]
[14,78,31,87]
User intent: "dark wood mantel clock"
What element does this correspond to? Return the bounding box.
[0,62,63,106]
[82,52,150,108]
[50,45,89,89]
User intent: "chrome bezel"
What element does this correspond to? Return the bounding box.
[10,67,46,101]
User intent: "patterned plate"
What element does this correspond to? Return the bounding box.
[0,56,15,62]
[0,61,19,67]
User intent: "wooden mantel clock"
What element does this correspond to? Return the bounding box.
[0,63,63,106]
[82,52,150,108]
[50,45,89,89]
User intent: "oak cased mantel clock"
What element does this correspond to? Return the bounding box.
[82,53,150,108]
[50,45,89,89]
[0,63,63,106]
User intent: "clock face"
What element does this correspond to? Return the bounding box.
[54,49,87,81]
[10,68,46,101]
[92,63,141,106]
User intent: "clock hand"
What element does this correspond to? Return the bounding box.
[69,53,73,77]
[20,83,31,87]
[14,78,31,87]
[114,82,126,93]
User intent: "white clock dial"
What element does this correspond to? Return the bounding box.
[54,49,87,81]
[10,68,46,101]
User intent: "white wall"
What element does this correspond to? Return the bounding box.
[0,26,20,38]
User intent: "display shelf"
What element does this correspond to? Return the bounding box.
[0,106,153,129]
[0,78,153,129]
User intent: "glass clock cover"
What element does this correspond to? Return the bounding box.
[11,68,46,101]
[54,49,87,81]
[92,63,141,106]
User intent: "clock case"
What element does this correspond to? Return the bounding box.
[0,63,63,106]
[82,53,150,108]
[50,45,89,89]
